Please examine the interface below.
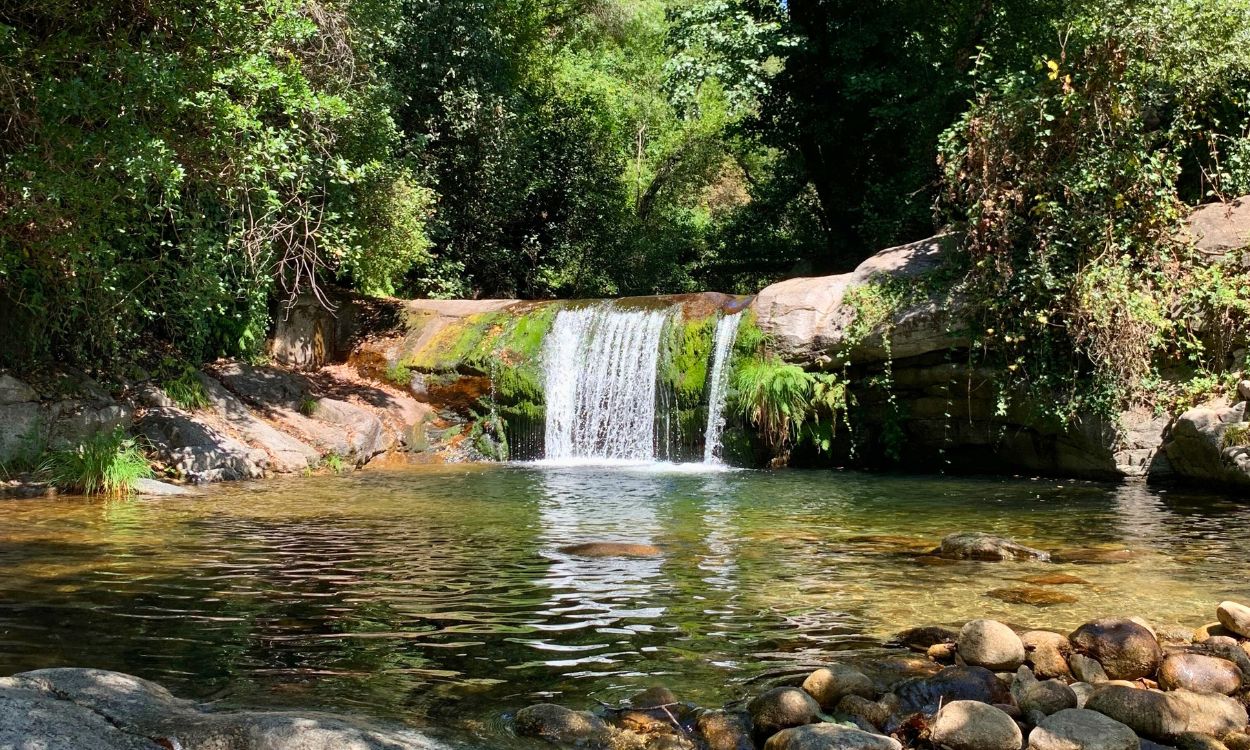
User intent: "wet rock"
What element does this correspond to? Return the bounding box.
[1052,548,1137,565]
[988,586,1079,607]
[1069,654,1110,683]
[696,711,753,750]
[1223,733,1250,750]
[1216,601,1250,638]
[616,710,675,735]
[131,478,198,496]
[632,686,679,707]
[748,687,820,740]
[763,723,901,750]
[893,665,1010,715]
[958,619,1025,671]
[834,695,889,730]
[1020,573,1091,586]
[937,532,1050,561]
[1157,652,1241,695]
[1083,685,1247,741]
[1012,666,1077,716]
[930,700,1022,750]
[1070,619,1162,680]
[801,665,875,709]
[515,703,609,743]
[928,642,957,664]
[1028,708,1140,750]
[558,542,662,557]
[1023,630,1074,679]
[891,625,958,652]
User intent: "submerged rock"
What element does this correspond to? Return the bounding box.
[988,586,1079,607]
[558,542,662,557]
[1028,708,1140,750]
[929,701,1021,750]
[937,532,1051,561]
[958,619,1026,671]
[763,723,901,750]
[515,703,609,743]
[1083,685,1247,741]
[1070,619,1162,680]
[891,625,958,652]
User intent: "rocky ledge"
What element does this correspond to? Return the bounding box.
[514,596,1250,750]
[0,667,443,750]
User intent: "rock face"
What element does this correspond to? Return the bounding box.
[1069,619,1162,680]
[1164,403,1250,489]
[748,687,820,740]
[763,724,901,750]
[1028,708,1140,750]
[1157,652,1242,695]
[938,532,1051,561]
[0,668,442,750]
[138,407,268,483]
[1083,685,1248,740]
[929,700,1022,750]
[1181,196,1250,259]
[958,619,1026,671]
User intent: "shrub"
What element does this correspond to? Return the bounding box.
[41,429,152,496]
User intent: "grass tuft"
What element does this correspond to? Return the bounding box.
[41,428,152,496]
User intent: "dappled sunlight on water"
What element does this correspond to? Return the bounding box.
[1,465,1249,746]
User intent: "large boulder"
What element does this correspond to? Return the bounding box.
[929,701,1022,750]
[958,619,1026,671]
[750,235,962,365]
[748,687,820,740]
[1083,685,1247,741]
[937,532,1050,561]
[1028,708,1140,750]
[1070,619,1162,681]
[1164,403,1250,489]
[763,724,901,750]
[1157,652,1241,695]
[0,668,442,750]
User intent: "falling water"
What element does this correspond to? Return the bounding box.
[702,311,742,464]
[542,304,672,462]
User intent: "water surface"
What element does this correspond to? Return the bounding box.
[1,465,1247,746]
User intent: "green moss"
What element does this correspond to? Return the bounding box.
[732,309,766,358]
[660,315,716,409]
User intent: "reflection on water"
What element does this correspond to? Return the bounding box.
[1,465,1249,746]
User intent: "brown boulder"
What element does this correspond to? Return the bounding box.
[1070,619,1162,680]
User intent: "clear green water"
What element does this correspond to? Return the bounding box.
[2,464,1249,746]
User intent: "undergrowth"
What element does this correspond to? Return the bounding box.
[40,429,152,496]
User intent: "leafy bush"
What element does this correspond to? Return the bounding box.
[41,429,152,496]
[732,355,849,456]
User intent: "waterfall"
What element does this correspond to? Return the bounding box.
[702,312,742,464]
[542,304,672,462]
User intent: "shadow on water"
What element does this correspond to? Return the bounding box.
[2,466,1250,746]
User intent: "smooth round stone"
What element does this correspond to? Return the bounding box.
[763,724,901,750]
[930,700,1022,750]
[1216,601,1250,638]
[1070,619,1162,680]
[1028,708,1140,750]
[958,619,1025,671]
[801,665,874,709]
[632,685,679,707]
[1013,666,1077,716]
[1069,653,1109,683]
[696,711,753,750]
[1157,652,1241,695]
[748,687,819,740]
[1024,630,1074,679]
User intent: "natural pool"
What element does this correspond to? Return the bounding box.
[2,464,1249,747]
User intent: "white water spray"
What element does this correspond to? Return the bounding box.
[701,311,742,464]
[542,305,672,462]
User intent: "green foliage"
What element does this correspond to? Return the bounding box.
[939,0,1250,423]
[1225,423,1250,449]
[163,367,210,411]
[732,355,848,455]
[40,429,152,496]
[661,316,716,408]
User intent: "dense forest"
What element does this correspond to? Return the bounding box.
[3,0,1250,420]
